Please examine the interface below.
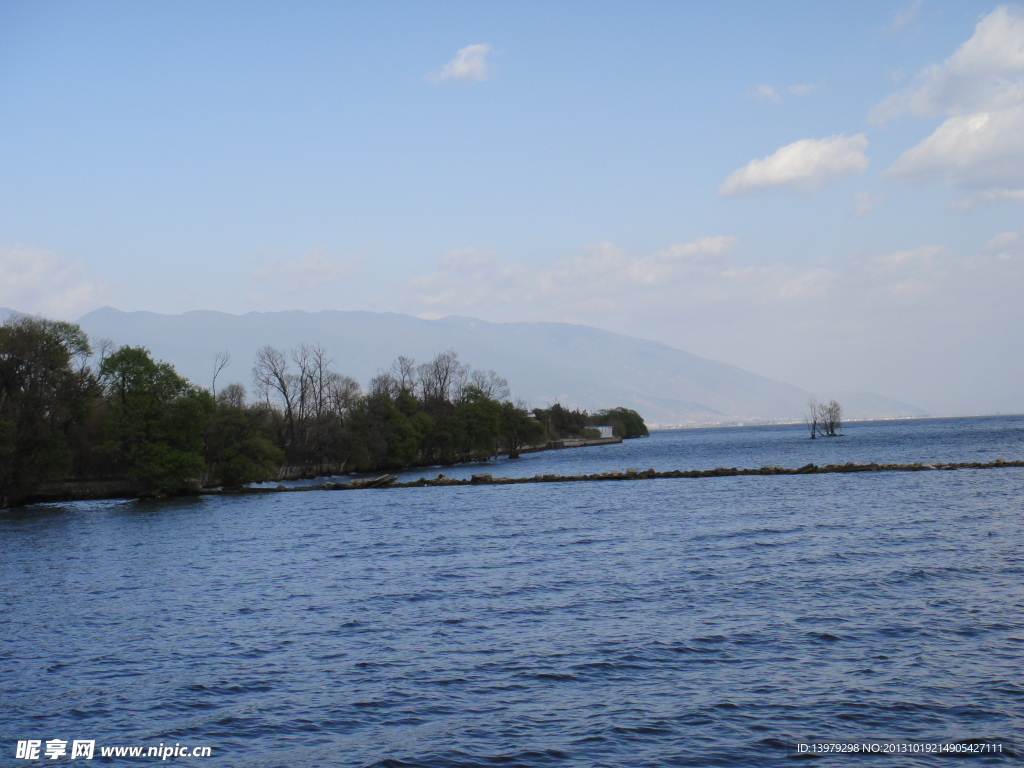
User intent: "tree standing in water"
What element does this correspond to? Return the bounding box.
[805,398,819,439]
[806,398,842,438]
[819,399,843,437]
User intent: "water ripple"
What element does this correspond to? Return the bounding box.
[2,417,1023,765]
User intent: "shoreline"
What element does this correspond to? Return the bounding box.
[264,436,622,481]
[28,456,1011,505]
[14,436,626,507]
[17,457,1017,507]
[219,457,1023,494]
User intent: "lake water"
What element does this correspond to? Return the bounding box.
[2,416,1022,766]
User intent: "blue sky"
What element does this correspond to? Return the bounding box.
[2,1,1023,414]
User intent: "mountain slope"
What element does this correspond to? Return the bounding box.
[74,308,922,424]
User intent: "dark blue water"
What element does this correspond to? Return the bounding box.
[2,417,1023,766]
[381,414,1024,482]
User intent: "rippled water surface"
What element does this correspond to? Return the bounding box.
[3,417,1023,766]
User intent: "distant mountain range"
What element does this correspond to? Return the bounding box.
[4,306,926,425]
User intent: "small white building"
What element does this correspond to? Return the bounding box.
[594,425,614,439]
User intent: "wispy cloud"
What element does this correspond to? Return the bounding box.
[872,5,1024,122]
[983,228,1024,259]
[427,43,493,82]
[751,83,821,102]
[873,5,1024,207]
[404,237,1024,330]
[753,84,780,102]
[786,83,821,96]
[251,248,359,294]
[719,134,868,196]
[0,244,111,319]
[408,237,737,317]
[886,0,924,33]
[886,107,1024,201]
[850,191,887,218]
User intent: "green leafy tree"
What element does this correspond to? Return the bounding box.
[455,385,503,461]
[594,407,649,438]
[532,403,588,439]
[100,346,213,496]
[346,393,421,471]
[205,388,283,488]
[500,401,545,458]
[0,317,97,506]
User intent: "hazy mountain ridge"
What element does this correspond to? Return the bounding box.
[64,307,926,425]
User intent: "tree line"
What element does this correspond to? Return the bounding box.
[0,315,647,507]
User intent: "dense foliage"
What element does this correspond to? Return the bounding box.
[248,345,549,472]
[532,404,649,440]
[99,346,214,495]
[0,317,97,506]
[0,316,647,506]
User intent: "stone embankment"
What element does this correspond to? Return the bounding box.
[526,436,622,451]
[213,458,1024,495]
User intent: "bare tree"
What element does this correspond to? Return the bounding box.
[218,382,247,408]
[805,398,819,439]
[806,397,843,438]
[293,343,333,422]
[819,399,843,437]
[391,355,417,395]
[368,371,399,398]
[325,373,361,417]
[417,349,468,405]
[212,352,231,398]
[94,338,115,369]
[468,368,510,401]
[253,345,296,434]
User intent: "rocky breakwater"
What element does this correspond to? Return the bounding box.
[210,458,1024,496]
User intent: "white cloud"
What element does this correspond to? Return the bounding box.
[752,83,820,102]
[0,244,110,319]
[852,245,946,305]
[407,237,847,321]
[983,228,1024,259]
[873,5,1024,121]
[786,83,822,96]
[251,248,358,294]
[405,238,1024,326]
[886,105,1024,194]
[719,134,868,196]
[850,191,886,217]
[427,43,492,82]
[409,237,738,316]
[875,5,1024,205]
[951,188,1024,209]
